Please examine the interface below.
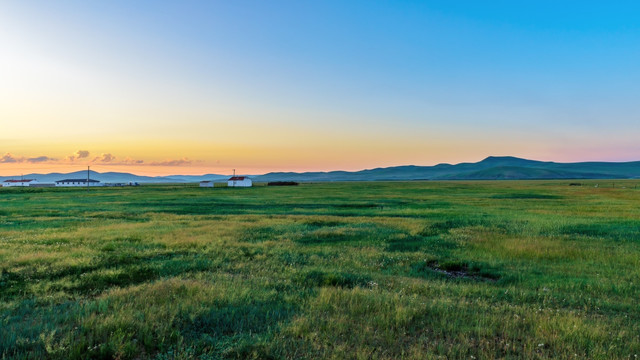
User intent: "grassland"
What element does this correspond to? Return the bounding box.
[1,181,639,359]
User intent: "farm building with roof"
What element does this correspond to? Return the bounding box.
[227,176,252,187]
[55,179,103,187]
[2,179,38,187]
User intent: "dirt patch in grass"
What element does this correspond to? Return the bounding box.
[411,260,500,282]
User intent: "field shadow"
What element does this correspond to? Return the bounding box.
[0,250,215,299]
[294,223,393,245]
[559,221,640,241]
[491,193,562,200]
[181,299,296,339]
[297,270,372,289]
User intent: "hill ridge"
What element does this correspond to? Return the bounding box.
[2,157,640,183]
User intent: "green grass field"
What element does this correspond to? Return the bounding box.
[1,181,639,359]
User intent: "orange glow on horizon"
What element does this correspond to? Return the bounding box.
[2,141,640,178]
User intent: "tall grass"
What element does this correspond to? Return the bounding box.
[1,181,639,358]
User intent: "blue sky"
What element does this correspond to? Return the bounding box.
[1,1,639,174]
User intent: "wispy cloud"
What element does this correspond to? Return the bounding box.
[76,150,90,159]
[149,158,192,166]
[67,150,90,162]
[1,151,195,167]
[0,153,58,163]
[120,157,145,165]
[0,153,21,163]
[89,154,146,165]
[92,153,116,163]
[27,156,57,163]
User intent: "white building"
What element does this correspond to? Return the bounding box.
[55,179,104,187]
[200,181,214,188]
[2,179,37,187]
[227,176,252,187]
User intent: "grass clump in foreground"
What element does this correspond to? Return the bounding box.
[1,181,639,359]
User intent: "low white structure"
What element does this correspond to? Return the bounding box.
[55,179,104,187]
[2,179,37,187]
[227,176,252,187]
[200,181,214,188]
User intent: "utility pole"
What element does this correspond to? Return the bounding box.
[87,166,90,193]
[232,169,236,187]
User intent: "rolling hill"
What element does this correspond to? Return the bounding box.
[2,157,640,183]
[254,156,640,181]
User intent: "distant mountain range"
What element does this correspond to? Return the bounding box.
[2,156,640,183]
[0,171,229,184]
[253,156,640,181]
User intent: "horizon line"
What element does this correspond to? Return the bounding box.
[3,155,640,178]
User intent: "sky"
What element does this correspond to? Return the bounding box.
[1,1,639,176]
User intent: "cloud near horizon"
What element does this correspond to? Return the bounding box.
[148,158,192,166]
[1,151,194,167]
[92,153,116,163]
[27,156,57,163]
[1,153,58,163]
[91,153,145,165]
[0,153,19,163]
[67,150,91,162]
